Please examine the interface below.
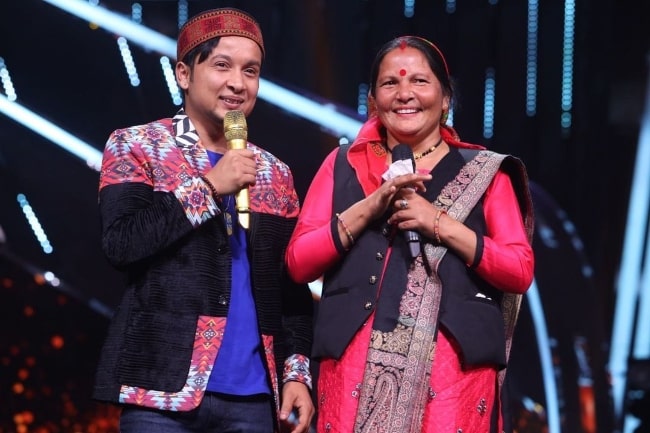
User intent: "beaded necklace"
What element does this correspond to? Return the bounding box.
[413,137,443,160]
[384,136,443,160]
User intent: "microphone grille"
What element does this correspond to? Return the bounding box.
[391,143,415,172]
[391,143,414,159]
[224,110,248,141]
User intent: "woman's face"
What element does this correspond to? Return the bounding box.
[373,46,449,147]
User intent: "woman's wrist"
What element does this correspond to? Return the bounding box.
[335,212,355,250]
[434,209,447,244]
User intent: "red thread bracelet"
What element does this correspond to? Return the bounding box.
[434,209,447,244]
[335,213,355,248]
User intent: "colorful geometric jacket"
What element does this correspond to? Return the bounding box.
[92,112,313,427]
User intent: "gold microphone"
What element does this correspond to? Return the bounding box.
[223,110,250,230]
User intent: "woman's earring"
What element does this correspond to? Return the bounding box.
[367,94,377,118]
[440,109,449,125]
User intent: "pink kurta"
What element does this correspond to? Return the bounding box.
[317,321,498,433]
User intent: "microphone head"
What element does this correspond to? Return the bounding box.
[391,143,415,171]
[224,110,248,141]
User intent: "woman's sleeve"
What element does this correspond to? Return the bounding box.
[285,150,343,284]
[473,170,535,293]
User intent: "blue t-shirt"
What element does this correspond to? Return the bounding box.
[205,150,270,395]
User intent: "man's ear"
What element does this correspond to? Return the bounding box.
[175,61,191,90]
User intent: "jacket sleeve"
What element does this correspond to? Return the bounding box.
[98,128,220,268]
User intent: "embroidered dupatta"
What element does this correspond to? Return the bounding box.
[354,149,527,433]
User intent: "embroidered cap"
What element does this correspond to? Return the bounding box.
[176,8,265,62]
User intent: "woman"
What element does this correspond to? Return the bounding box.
[286,36,534,433]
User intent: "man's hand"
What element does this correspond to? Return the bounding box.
[279,381,315,433]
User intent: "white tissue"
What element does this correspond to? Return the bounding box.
[381,159,414,181]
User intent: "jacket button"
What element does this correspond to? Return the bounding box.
[218,295,228,306]
[364,301,373,310]
[375,252,384,261]
[369,275,377,284]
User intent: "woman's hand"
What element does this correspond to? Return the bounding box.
[388,188,479,263]
[333,172,431,252]
[364,172,432,220]
[387,187,438,238]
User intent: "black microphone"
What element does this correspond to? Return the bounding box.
[391,144,421,258]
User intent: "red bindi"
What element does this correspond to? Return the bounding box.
[400,69,407,76]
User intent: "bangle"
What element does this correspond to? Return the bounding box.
[434,209,447,244]
[201,175,219,198]
[335,212,355,248]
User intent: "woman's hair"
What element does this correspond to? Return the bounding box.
[368,36,453,103]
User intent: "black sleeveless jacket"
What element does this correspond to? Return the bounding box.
[313,146,511,369]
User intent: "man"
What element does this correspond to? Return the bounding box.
[92,7,314,433]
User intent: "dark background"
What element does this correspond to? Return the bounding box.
[1,0,648,431]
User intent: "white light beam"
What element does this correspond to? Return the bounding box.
[0,94,102,170]
[41,0,363,139]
